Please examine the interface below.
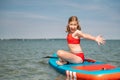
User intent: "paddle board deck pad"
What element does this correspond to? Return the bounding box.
[49,53,120,80]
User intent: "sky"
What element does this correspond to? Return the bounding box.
[0,0,120,39]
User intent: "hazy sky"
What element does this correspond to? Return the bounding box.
[0,0,120,39]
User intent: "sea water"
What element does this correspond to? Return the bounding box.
[0,39,120,80]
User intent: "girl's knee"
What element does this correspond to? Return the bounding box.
[57,50,64,56]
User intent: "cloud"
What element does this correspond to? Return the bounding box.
[0,11,54,20]
[58,0,103,11]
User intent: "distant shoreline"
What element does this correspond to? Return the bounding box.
[0,38,120,41]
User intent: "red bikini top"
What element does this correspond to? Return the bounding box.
[67,34,80,44]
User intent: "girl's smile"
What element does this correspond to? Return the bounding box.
[69,21,78,33]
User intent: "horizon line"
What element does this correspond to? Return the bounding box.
[0,38,120,40]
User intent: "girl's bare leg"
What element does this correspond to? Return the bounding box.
[56,50,83,65]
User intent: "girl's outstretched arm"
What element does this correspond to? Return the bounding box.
[75,30,105,45]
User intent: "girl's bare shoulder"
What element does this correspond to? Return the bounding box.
[75,30,83,35]
[74,30,85,37]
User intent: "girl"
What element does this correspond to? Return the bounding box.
[56,16,105,65]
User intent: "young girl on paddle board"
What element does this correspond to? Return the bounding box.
[56,16,105,65]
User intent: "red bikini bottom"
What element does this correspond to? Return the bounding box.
[74,53,84,61]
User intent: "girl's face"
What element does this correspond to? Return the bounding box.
[69,21,78,33]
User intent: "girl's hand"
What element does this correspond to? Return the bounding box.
[95,35,105,45]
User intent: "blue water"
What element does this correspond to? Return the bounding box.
[0,39,120,80]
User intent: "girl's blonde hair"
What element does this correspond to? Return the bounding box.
[66,16,81,33]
